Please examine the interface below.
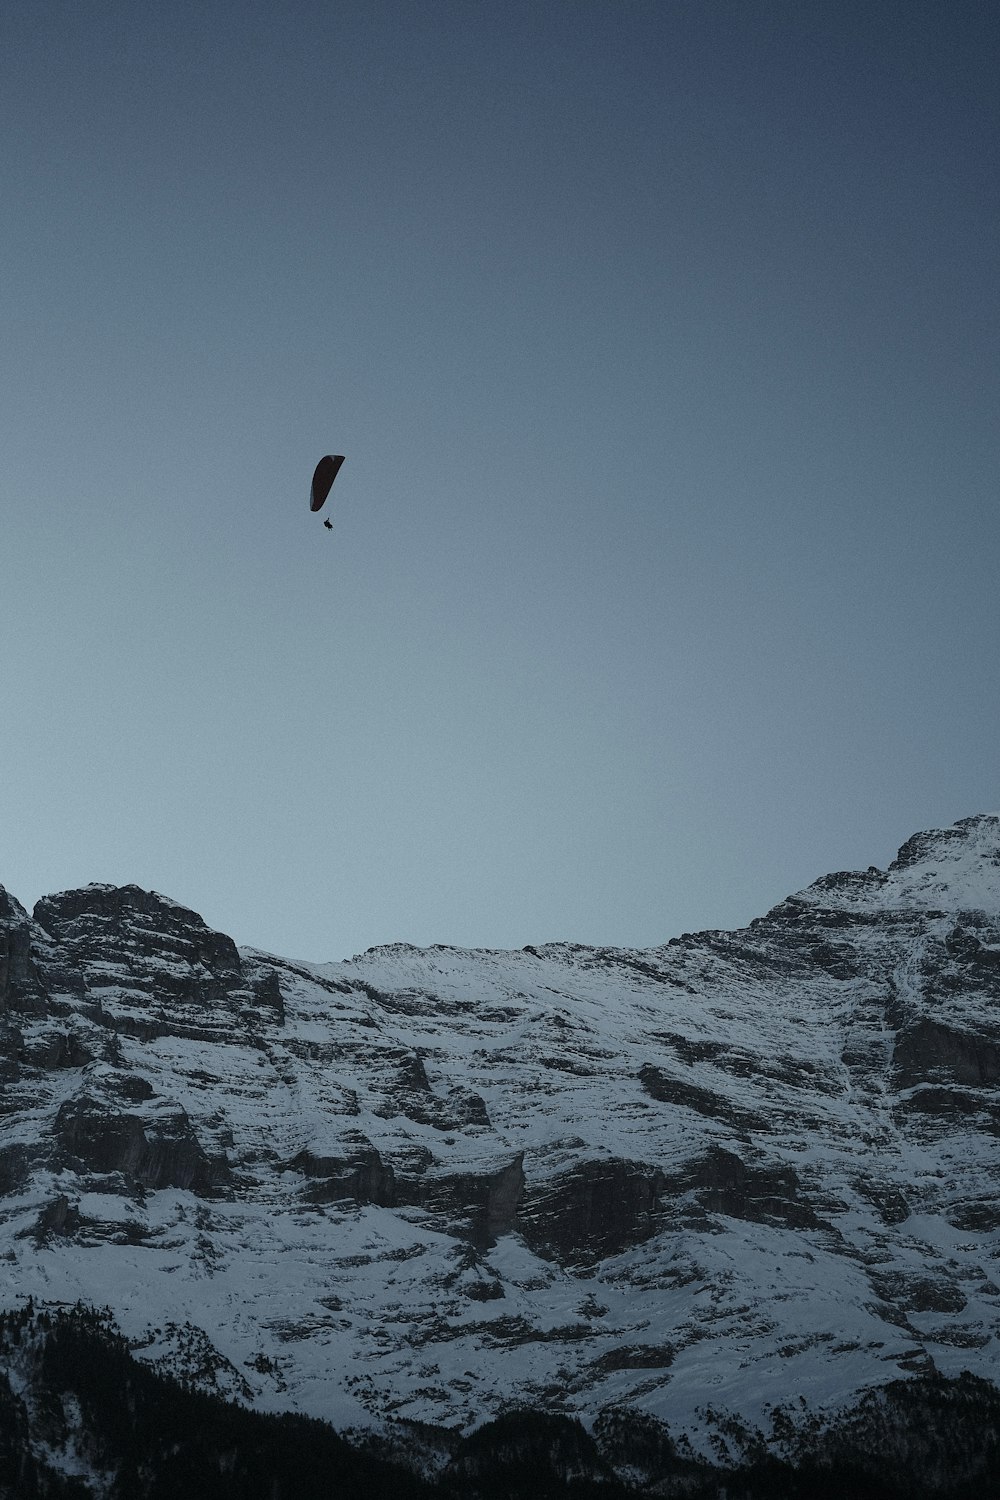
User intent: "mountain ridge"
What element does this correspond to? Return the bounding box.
[1,814,998,1460]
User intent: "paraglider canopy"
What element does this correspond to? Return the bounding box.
[310,454,345,512]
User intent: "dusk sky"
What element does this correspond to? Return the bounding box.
[3,1,997,961]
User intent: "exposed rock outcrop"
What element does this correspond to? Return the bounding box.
[0,888,45,1015]
[54,1096,228,1193]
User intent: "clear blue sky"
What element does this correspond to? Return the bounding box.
[2,1,997,960]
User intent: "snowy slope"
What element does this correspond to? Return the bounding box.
[0,815,998,1459]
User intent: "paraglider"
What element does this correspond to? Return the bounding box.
[310,454,345,514]
[323,518,333,530]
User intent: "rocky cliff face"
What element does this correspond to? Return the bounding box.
[1,816,999,1459]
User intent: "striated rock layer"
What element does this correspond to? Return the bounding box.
[1,816,999,1459]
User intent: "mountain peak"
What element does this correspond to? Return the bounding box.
[33,881,209,931]
[782,813,1000,918]
[890,811,1000,874]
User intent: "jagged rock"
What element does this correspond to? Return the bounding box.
[33,1193,81,1241]
[895,1018,1000,1087]
[0,1020,24,1077]
[638,1062,757,1132]
[113,1073,155,1103]
[0,1145,28,1196]
[673,1147,820,1230]
[251,966,286,1021]
[0,888,45,1016]
[424,1153,525,1246]
[32,884,249,1035]
[853,1177,911,1225]
[395,1052,431,1092]
[53,1097,228,1193]
[21,1025,91,1069]
[399,1085,492,1132]
[33,884,242,981]
[293,1141,396,1206]
[520,1157,664,1262]
[868,1272,967,1314]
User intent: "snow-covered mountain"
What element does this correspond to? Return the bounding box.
[1,815,999,1465]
